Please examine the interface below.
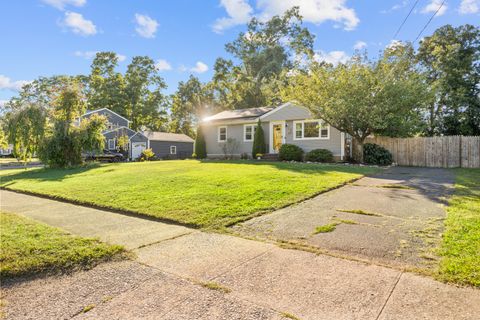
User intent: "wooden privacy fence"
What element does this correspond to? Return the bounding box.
[365,136,480,168]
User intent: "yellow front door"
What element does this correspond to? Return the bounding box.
[273,124,283,152]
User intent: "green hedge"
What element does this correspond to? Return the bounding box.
[363,143,392,165]
[305,149,334,162]
[279,144,304,161]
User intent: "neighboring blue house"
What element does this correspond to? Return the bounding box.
[80,108,194,160]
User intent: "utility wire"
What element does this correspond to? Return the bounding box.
[414,0,446,43]
[393,0,421,39]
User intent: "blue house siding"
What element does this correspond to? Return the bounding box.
[149,141,193,159]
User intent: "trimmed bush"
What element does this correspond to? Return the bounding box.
[278,144,304,161]
[363,143,392,165]
[194,126,207,159]
[139,148,155,161]
[305,149,334,162]
[251,119,266,158]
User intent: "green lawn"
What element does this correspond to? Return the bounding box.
[437,169,480,287]
[0,212,125,278]
[0,160,378,229]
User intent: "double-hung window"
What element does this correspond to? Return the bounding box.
[218,126,227,142]
[244,124,257,142]
[170,146,177,154]
[293,120,329,140]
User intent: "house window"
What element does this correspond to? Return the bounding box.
[218,126,227,142]
[170,146,177,154]
[293,120,329,140]
[244,124,257,141]
[108,138,116,149]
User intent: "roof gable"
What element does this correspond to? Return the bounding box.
[82,108,131,123]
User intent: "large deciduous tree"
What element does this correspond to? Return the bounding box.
[170,75,215,137]
[417,24,480,136]
[211,7,314,110]
[124,56,169,131]
[39,82,105,167]
[284,43,427,162]
[88,52,126,116]
[5,104,47,166]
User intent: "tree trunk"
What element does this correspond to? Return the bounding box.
[352,137,364,163]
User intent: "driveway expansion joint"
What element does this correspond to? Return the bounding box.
[375,271,403,320]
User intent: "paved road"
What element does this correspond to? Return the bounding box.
[1,177,479,319]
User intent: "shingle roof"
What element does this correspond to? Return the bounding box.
[202,107,274,122]
[142,131,194,143]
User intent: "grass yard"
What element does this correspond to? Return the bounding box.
[0,160,378,229]
[0,212,125,278]
[437,168,480,287]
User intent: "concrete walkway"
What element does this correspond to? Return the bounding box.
[1,187,479,320]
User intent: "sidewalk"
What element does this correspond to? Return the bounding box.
[1,190,479,319]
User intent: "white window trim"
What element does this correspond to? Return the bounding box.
[293,120,330,140]
[243,124,256,142]
[108,138,116,149]
[170,145,177,154]
[218,126,227,142]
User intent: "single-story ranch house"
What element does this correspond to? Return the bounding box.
[201,102,348,160]
[80,108,194,160]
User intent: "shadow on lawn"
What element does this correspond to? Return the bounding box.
[0,163,106,186]
[198,159,380,176]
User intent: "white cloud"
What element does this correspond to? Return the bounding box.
[213,0,253,33]
[0,100,8,108]
[74,51,126,62]
[256,0,359,31]
[0,75,32,91]
[116,54,127,62]
[314,50,349,65]
[190,61,209,73]
[42,0,86,10]
[386,39,406,50]
[353,40,367,50]
[134,14,159,38]
[459,0,479,14]
[155,59,172,71]
[421,0,447,16]
[381,0,408,14]
[63,11,97,36]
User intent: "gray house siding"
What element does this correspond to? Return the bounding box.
[202,122,269,157]
[284,120,343,156]
[260,104,311,122]
[82,109,129,129]
[149,141,193,159]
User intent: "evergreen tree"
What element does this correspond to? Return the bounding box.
[194,126,207,159]
[252,119,266,157]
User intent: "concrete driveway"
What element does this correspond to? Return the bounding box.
[232,167,455,270]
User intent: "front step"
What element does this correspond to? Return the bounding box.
[261,153,279,161]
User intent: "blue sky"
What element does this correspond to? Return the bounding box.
[1,0,478,104]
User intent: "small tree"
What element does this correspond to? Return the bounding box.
[220,138,239,159]
[80,114,107,156]
[251,119,266,158]
[194,126,207,159]
[116,133,130,155]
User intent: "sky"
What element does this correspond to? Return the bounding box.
[1,0,479,105]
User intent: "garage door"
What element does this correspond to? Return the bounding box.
[131,142,147,160]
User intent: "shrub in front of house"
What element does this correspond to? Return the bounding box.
[305,149,334,162]
[278,144,304,161]
[194,126,207,159]
[139,148,155,161]
[363,143,393,165]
